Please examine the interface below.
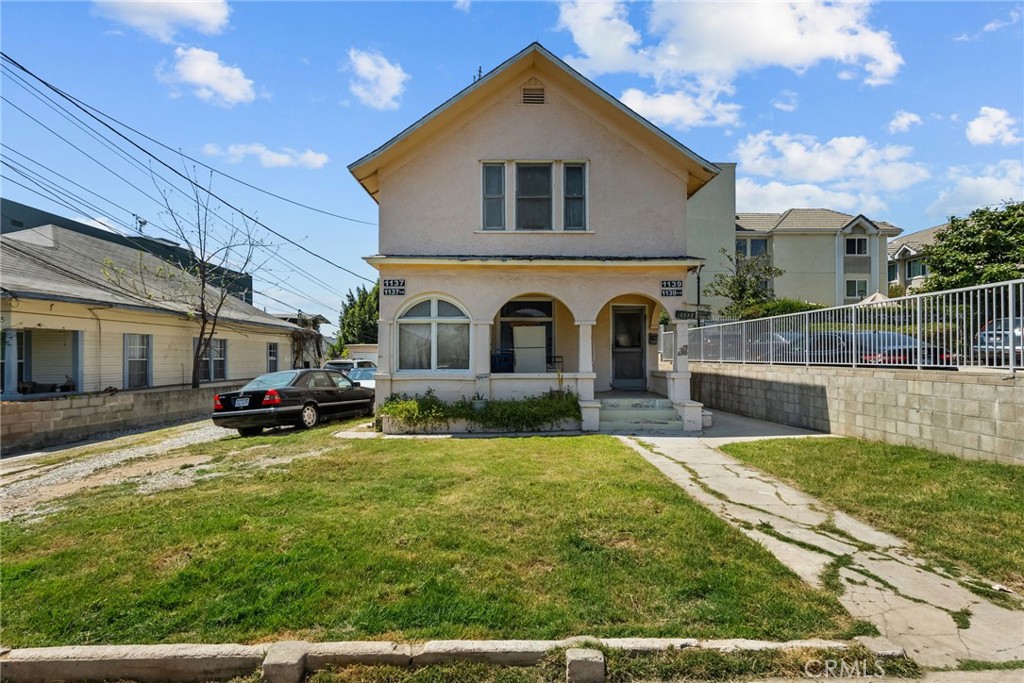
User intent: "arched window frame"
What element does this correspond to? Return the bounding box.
[396,296,472,372]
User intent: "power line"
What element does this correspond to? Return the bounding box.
[2,52,377,285]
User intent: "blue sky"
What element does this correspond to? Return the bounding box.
[2,1,1022,335]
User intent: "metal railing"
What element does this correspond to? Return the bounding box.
[686,279,1023,371]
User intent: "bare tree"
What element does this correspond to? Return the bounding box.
[158,168,268,388]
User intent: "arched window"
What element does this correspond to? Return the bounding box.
[397,298,470,371]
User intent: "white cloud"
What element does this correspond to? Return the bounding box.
[887,110,922,134]
[966,107,1023,145]
[202,143,329,169]
[736,178,887,215]
[158,47,256,107]
[735,130,930,193]
[559,0,903,84]
[620,87,741,130]
[454,0,471,12]
[927,160,1023,217]
[956,8,1021,41]
[93,0,229,43]
[347,48,410,111]
[772,90,798,113]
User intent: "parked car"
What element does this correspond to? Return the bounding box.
[212,368,374,437]
[973,317,1023,365]
[323,358,377,373]
[346,366,377,390]
[748,331,804,361]
[783,331,952,367]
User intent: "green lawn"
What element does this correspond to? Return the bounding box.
[2,427,866,647]
[720,438,1024,594]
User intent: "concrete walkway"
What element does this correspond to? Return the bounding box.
[619,412,1024,669]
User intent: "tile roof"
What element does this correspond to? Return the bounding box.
[1,225,297,331]
[887,223,947,257]
[736,208,899,233]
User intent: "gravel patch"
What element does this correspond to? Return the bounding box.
[0,421,230,522]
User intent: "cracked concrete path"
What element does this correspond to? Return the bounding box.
[619,412,1024,669]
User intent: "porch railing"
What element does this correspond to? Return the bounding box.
[686,278,1023,371]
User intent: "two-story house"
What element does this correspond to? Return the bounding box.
[887,223,945,293]
[349,43,730,431]
[732,209,901,308]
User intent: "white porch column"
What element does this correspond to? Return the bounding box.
[2,328,17,399]
[669,320,702,431]
[374,320,393,405]
[473,321,492,399]
[576,320,599,430]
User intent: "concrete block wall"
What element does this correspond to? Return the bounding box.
[1,381,243,454]
[691,363,1023,465]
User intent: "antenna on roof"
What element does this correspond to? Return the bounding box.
[134,214,147,232]
[473,66,483,82]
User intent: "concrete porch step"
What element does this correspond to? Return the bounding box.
[599,419,687,433]
[598,408,682,422]
[598,398,674,410]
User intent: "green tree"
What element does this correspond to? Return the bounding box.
[919,201,1024,292]
[334,281,379,354]
[703,247,785,318]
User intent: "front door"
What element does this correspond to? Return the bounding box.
[612,307,646,390]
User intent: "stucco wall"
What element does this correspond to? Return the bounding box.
[0,381,242,454]
[770,234,840,306]
[686,163,736,315]
[691,363,1023,465]
[6,299,293,392]
[376,64,697,258]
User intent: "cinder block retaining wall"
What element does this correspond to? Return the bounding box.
[0,382,243,454]
[691,363,1023,465]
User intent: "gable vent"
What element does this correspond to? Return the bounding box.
[522,87,545,105]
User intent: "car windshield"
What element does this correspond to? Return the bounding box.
[348,368,375,380]
[241,370,299,391]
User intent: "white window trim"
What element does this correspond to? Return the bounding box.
[846,236,869,255]
[496,298,557,366]
[267,342,279,373]
[481,162,506,231]
[395,297,473,373]
[478,160,593,233]
[123,333,152,389]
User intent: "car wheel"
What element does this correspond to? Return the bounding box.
[298,403,319,429]
[237,427,263,437]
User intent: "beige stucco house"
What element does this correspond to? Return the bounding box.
[1,223,297,400]
[349,43,733,431]
[733,209,902,308]
[887,223,944,293]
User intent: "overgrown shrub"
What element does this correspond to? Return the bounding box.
[741,298,827,320]
[379,388,581,432]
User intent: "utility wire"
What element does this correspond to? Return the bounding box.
[2,52,377,284]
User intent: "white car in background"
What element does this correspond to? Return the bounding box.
[323,358,377,373]
[345,367,377,390]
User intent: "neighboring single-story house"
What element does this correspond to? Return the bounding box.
[348,42,726,431]
[887,223,945,293]
[732,209,902,309]
[1,222,297,400]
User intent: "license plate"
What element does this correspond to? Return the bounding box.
[235,397,250,408]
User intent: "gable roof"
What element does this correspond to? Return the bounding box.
[887,222,947,258]
[736,208,900,235]
[349,42,720,200]
[1,225,297,332]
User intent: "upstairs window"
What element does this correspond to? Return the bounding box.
[846,237,868,255]
[906,258,928,279]
[482,163,505,230]
[564,163,586,230]
[845,279,868,299]
[736,238,768,258]
[516,163,552,230]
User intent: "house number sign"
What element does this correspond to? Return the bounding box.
[660,280,684,297]
[382,279,406,296]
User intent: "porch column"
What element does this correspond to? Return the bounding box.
[669,320,702,431]
[72,331,84,393]
[2,328,17,399]
[473,321,492,399]
[374,320,393,405]
[576,320,599,430]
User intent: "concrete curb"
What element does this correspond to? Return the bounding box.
[0,636,897,683]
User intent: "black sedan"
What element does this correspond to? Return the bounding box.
[212,369,374,436]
